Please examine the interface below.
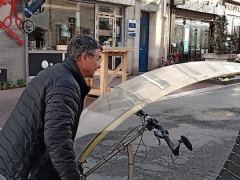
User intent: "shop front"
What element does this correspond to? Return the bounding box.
[174,17,210,63]
[27,0,128,76]
[225,2,240,53]
[170,0,224,63]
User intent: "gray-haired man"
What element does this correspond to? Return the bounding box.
[0,34,102,180]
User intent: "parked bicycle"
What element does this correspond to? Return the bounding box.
[78,109,193,180]
[159,53,175,67]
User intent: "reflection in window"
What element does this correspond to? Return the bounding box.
[98,17,113,46]
[116,17,122,47]
[227,15,233,34]
[80,3,95,38]
[28,1,94,50]
[141,24,146,45]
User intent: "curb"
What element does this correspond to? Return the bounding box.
[158,83,236,101]
[203,75,240,85]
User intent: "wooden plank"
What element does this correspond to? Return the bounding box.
[88,88,100,97]
[102,46,134,52]
[122,52,127,83]
[87,48,132,96]
[100,52,109,95]
[108,62,123,85]
[108,52,124,56]
[94,69,122,76]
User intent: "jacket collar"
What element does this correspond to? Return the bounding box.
[62,57,90,98]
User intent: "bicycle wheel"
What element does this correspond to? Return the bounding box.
[22,20,35,33]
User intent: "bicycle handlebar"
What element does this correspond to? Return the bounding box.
[135,109,193,156]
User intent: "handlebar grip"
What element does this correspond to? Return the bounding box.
[154,124,179,156]
[162,134,175,152]
[135,109,145,117]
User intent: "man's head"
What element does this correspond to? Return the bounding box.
[67,34,102,78]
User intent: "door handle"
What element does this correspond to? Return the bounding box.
[140,48,142,50]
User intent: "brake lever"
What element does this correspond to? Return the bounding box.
[156,136,161,145]
[154,129,164,146]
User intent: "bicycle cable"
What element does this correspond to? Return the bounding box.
[171,152,179,164]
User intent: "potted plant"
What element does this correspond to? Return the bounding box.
[204,15,237,61]
[16,78,26,87]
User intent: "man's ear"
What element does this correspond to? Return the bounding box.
[82,52,88,60]
[77,52,87,64]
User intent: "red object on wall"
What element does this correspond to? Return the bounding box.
[175,54,181,58]
[0,0,24,46]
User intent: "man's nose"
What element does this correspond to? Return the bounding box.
[97,64,101,69]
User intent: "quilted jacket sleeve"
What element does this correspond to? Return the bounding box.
[44,81,81,180]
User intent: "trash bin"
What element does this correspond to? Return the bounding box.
[0,68,7,83]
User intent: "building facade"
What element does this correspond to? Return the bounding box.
[127,0,171,74]
[0,0,172,84]
[225,0,240,53]
[170,0,225,63]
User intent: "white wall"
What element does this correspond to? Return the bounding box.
[125,0,170,75]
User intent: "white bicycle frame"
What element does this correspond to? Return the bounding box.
[79,124,148,180]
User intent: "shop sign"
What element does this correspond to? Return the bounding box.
[226,3,240,13]
[127,32,136,38]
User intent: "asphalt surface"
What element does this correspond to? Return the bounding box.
[81,83,240,180]
[0,77,238,180]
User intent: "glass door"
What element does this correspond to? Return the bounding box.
[182,26,190,63]
[98,16,114,46]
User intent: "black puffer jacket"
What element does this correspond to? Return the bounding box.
[0,57,90,180]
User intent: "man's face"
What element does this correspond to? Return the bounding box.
[83,49,102,78]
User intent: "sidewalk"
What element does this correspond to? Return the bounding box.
[0,76,232,128]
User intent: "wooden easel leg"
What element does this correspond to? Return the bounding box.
[100,52,109,96]
[122,52,127,83]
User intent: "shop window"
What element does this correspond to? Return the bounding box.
[27,1,94,50]
[98,17,114,46]
[116,17,122,47]
[227,15,234,34]
[97,5,123,47]
[80,3,95,38]
[234,17,240,52]
[141,25,146,46]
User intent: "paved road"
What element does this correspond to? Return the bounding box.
[81,83,240,180]
[0,81,217,128]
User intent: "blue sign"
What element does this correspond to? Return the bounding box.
[128,32,136,38]
[129,23,136,28]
